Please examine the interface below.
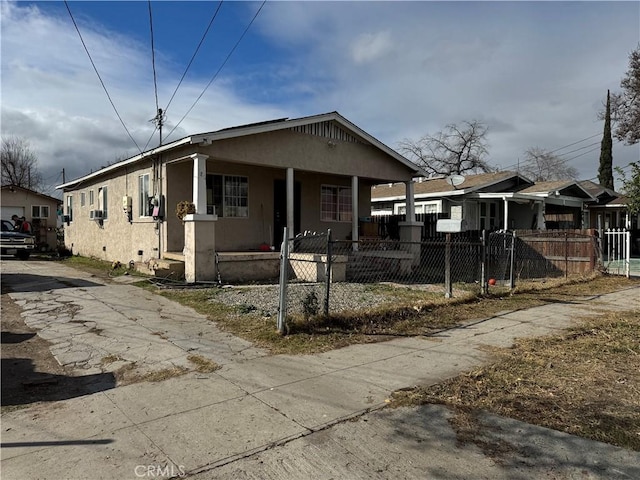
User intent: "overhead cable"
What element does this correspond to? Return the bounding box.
[165,0,267,142]
[63,0,141,153]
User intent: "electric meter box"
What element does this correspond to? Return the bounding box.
[436,219,467,233]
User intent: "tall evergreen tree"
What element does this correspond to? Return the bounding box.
[598,90,614,190]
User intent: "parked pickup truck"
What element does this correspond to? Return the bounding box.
[1,220,35,260]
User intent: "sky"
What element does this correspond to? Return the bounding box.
[1,0,639,198]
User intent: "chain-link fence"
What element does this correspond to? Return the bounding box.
[276,228,600,331]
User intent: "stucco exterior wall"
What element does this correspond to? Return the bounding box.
[63,160,162,264]
[199,130,414,182]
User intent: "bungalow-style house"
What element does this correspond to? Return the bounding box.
[0,185,62,250]
[578,180,634,231]
[56,112,425,282]
[579,180,640,255]
[371,171,603,232]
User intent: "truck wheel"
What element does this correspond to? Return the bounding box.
[16,251,30,260]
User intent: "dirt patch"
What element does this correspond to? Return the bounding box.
[1,293,116,412]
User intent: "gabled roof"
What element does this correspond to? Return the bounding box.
[372,171,532,201]
[58,111,424,190]
[519,180,593,199]
[1,184,61,203]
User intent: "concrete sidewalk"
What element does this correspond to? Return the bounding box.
[1,260,639,479]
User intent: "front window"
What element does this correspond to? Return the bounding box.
[206,174,248,217]
[99,186,108,219]
[321,185,352,222]
[66,195,73,222]
[32,205,50,219]
[139,174,150,216]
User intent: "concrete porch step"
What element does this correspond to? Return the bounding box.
[134,257,185,280]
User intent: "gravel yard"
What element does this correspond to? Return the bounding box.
[209,281,456,318]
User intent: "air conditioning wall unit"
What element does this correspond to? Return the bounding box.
[90,210,104,220]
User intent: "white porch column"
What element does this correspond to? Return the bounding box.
[399,180,422,267]
[503,197,509,230]
[286,168,294,237]
[405,180,416,222]
[191,153,208,214]
[352,175,359,248]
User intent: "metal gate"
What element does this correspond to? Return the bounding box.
[603,229,631,278]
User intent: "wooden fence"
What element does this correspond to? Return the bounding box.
[514,229,598,276]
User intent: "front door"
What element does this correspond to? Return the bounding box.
[273,179,301,246]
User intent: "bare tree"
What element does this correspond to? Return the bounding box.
[1,136,43,190]
[520,147,578,182]
[599,45,640,145]
[398,120,492,176]
[613,45,640,145]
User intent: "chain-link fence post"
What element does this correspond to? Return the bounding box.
[481,229,488,295]
[277,227,289,335]
[509,230,516,290]
[564,231,569,279]
[324,229,332,315]
[444,232,452,298]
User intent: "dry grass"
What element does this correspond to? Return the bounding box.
[390,308,640,451]
[187,354,220,373]
[155,274,639,355]
[114,364,188,385]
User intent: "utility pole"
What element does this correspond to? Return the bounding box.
[154,108,164,146]
[62,168,66,183]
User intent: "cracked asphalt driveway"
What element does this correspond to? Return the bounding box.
[2,259,266,380]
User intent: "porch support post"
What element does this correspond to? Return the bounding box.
[191,153,208,214]
[286,168,294,240]
[399,179,422,267]
[183,213,217,283]
[405,180,416,222]
[503,197,509,231]
[352,175,359,250]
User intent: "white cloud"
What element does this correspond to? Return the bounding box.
[351,31,393,64]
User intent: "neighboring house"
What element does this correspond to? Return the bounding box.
[579,180,640,255]
[0,185,62,250]
[578,180,634,231]
[372,171,547,231]
[517,180,594,230]
[57,112,424,282]
[371,172,606,232]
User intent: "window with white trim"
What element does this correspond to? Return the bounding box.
[66,195,73,222]
[32,205,50,219]
[89,190,94,206]
[206,174,248,217]
[139,174,150,216]
[321,185,352,222]
[99,186,108,219]
[80,192,86,207]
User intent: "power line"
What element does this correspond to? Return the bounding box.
[548,132,601,154]
[148,0,159,113]
[64,0,141,153]
[500,133,603,172]
[164,1,224,115]
[165,0,267,142]
[142,0,224,152]
[556,141,600,158]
